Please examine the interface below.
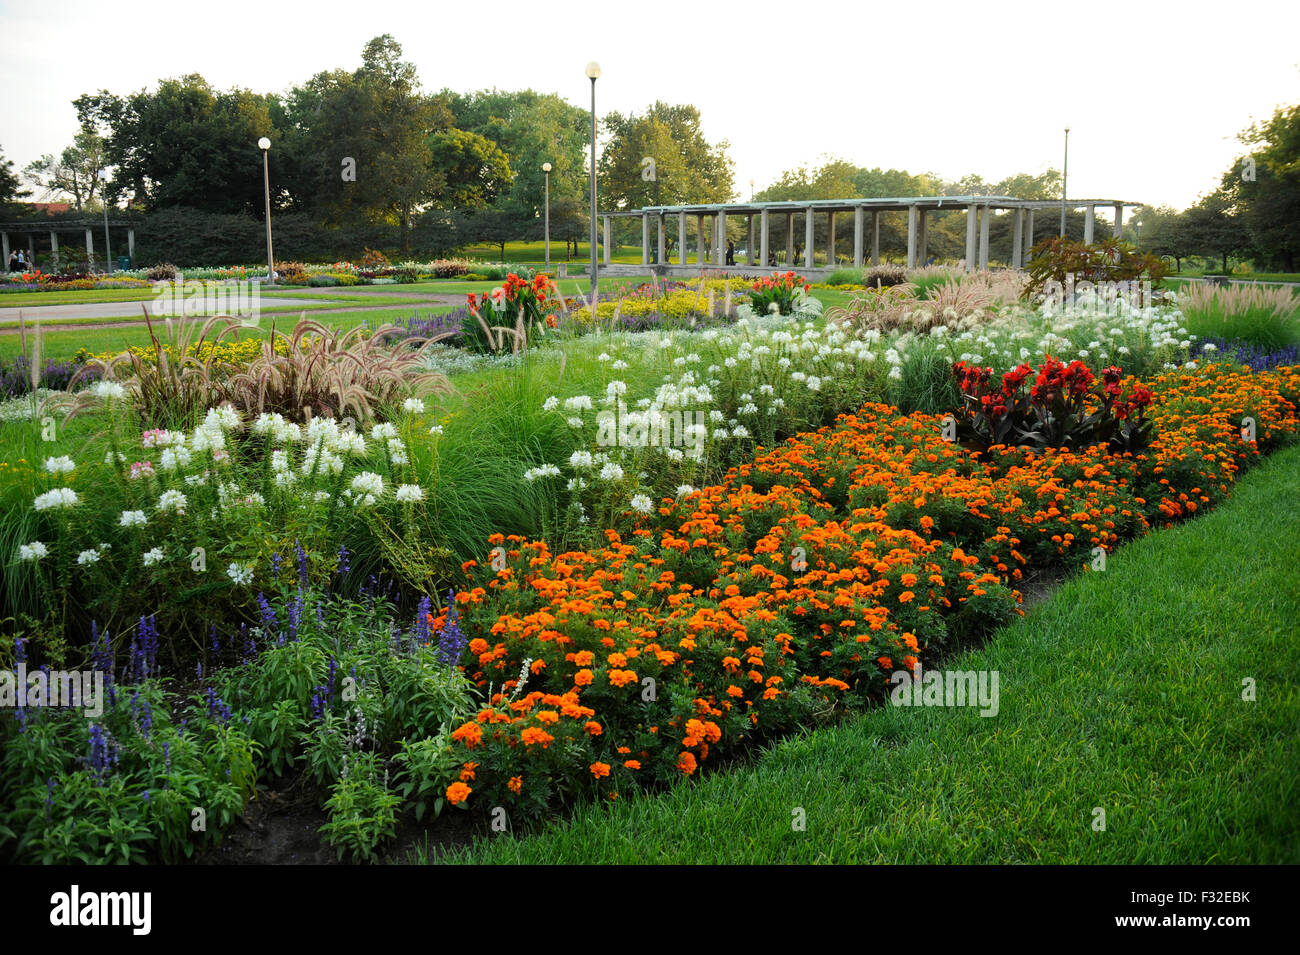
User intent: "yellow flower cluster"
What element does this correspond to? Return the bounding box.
[91,336,292,367]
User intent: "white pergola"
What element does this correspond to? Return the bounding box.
[1,220,137,269]
[597,196,1140,275]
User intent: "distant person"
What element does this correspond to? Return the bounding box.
[15,250,28,271]
[6,251,17,272]
[725,240,735,266]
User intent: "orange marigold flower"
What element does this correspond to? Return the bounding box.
[507,776,523,794]
[726,685,744,698]
[451,722,483,748]
[898,590,915,603]
[574,668,594,687]
[624,759,642,770]
[535,709,560,724]
[585,720,602,736]
[520,727,554,748]
[590,761,611,779]
[677,751,698,776]
[446,782,472,806]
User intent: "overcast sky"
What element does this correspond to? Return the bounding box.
[2,0,1297,213]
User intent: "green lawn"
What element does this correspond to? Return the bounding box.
[0,306,455,360]
[432,442,1300,865]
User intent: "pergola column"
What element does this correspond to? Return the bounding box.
[50,231,59,268]
[677,213,687,266]
[871,211,880,265]
[85,228,94,262]
[1024,209,1035,261]
[1,232,9,266]
[964,206,978,272]
[697,215,707,266]
[1084,204,1095,244]
[785,213,794,266]
[603,216,611,266]
[747,214,755,266]
[853,206,864,267]
[760,209,770,268]
[656,214,666,266]
[978,206,990,270]
[917,209,928,265]
[906,205,918,269]
[1011,208,1024,270]
[1114,203,1124,239]
[827,210,836,267]
[803,208,814,269]
[641,213,650,266]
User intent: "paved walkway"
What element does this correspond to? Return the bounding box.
[0,287,468,328]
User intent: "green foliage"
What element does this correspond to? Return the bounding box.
[1023,237,1170,300]
[320,752,402,862]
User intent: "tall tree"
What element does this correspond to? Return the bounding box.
[1223,101,1300,271]
[0,145,31,211]
[22,130,106,210]
[598,102,734,210]
[75,77,275,214]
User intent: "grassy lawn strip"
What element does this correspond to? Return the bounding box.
[0,306,461,360]
[440,443,1300,865]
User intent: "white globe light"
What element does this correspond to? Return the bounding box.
[258,137,271,150]
[542,162,552,172]
[585,62,601,80]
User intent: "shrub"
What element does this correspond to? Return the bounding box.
[358,248,391,270]
[146,263,179,282]
[862,264,908,289]
[1023,237,1169,302]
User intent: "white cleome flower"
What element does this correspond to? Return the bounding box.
[156,489,188,515]
[18,541,49,561]
[629,494,653,514]
[428,424,444,436]
[402,397,426,414]
[34,488,79,511]
[599,462,625,482]
[76,548,103,565]
[90,380,127,400]
[675,484,695,498]
[226,561,255,586]
[120,510,148,527]
[142,547,166,567]
[44,455,76,474]
[370,422,398,440]
[395,483,425,503]
[350,471,384,498]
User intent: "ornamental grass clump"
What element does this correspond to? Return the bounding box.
[219,318,453,423]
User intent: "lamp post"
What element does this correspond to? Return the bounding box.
[1060,126,1069,238]
[542,162,552,271]
[585,62,601,299]
[258,136,274,284]
[98,168,112,273]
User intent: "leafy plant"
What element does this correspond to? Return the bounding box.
[951,357,1154,453]
[1023,237,1169,301]
[320,752,401,862]
[748,271,810,316]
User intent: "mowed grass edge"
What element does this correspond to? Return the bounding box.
[434,442,1300,864]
